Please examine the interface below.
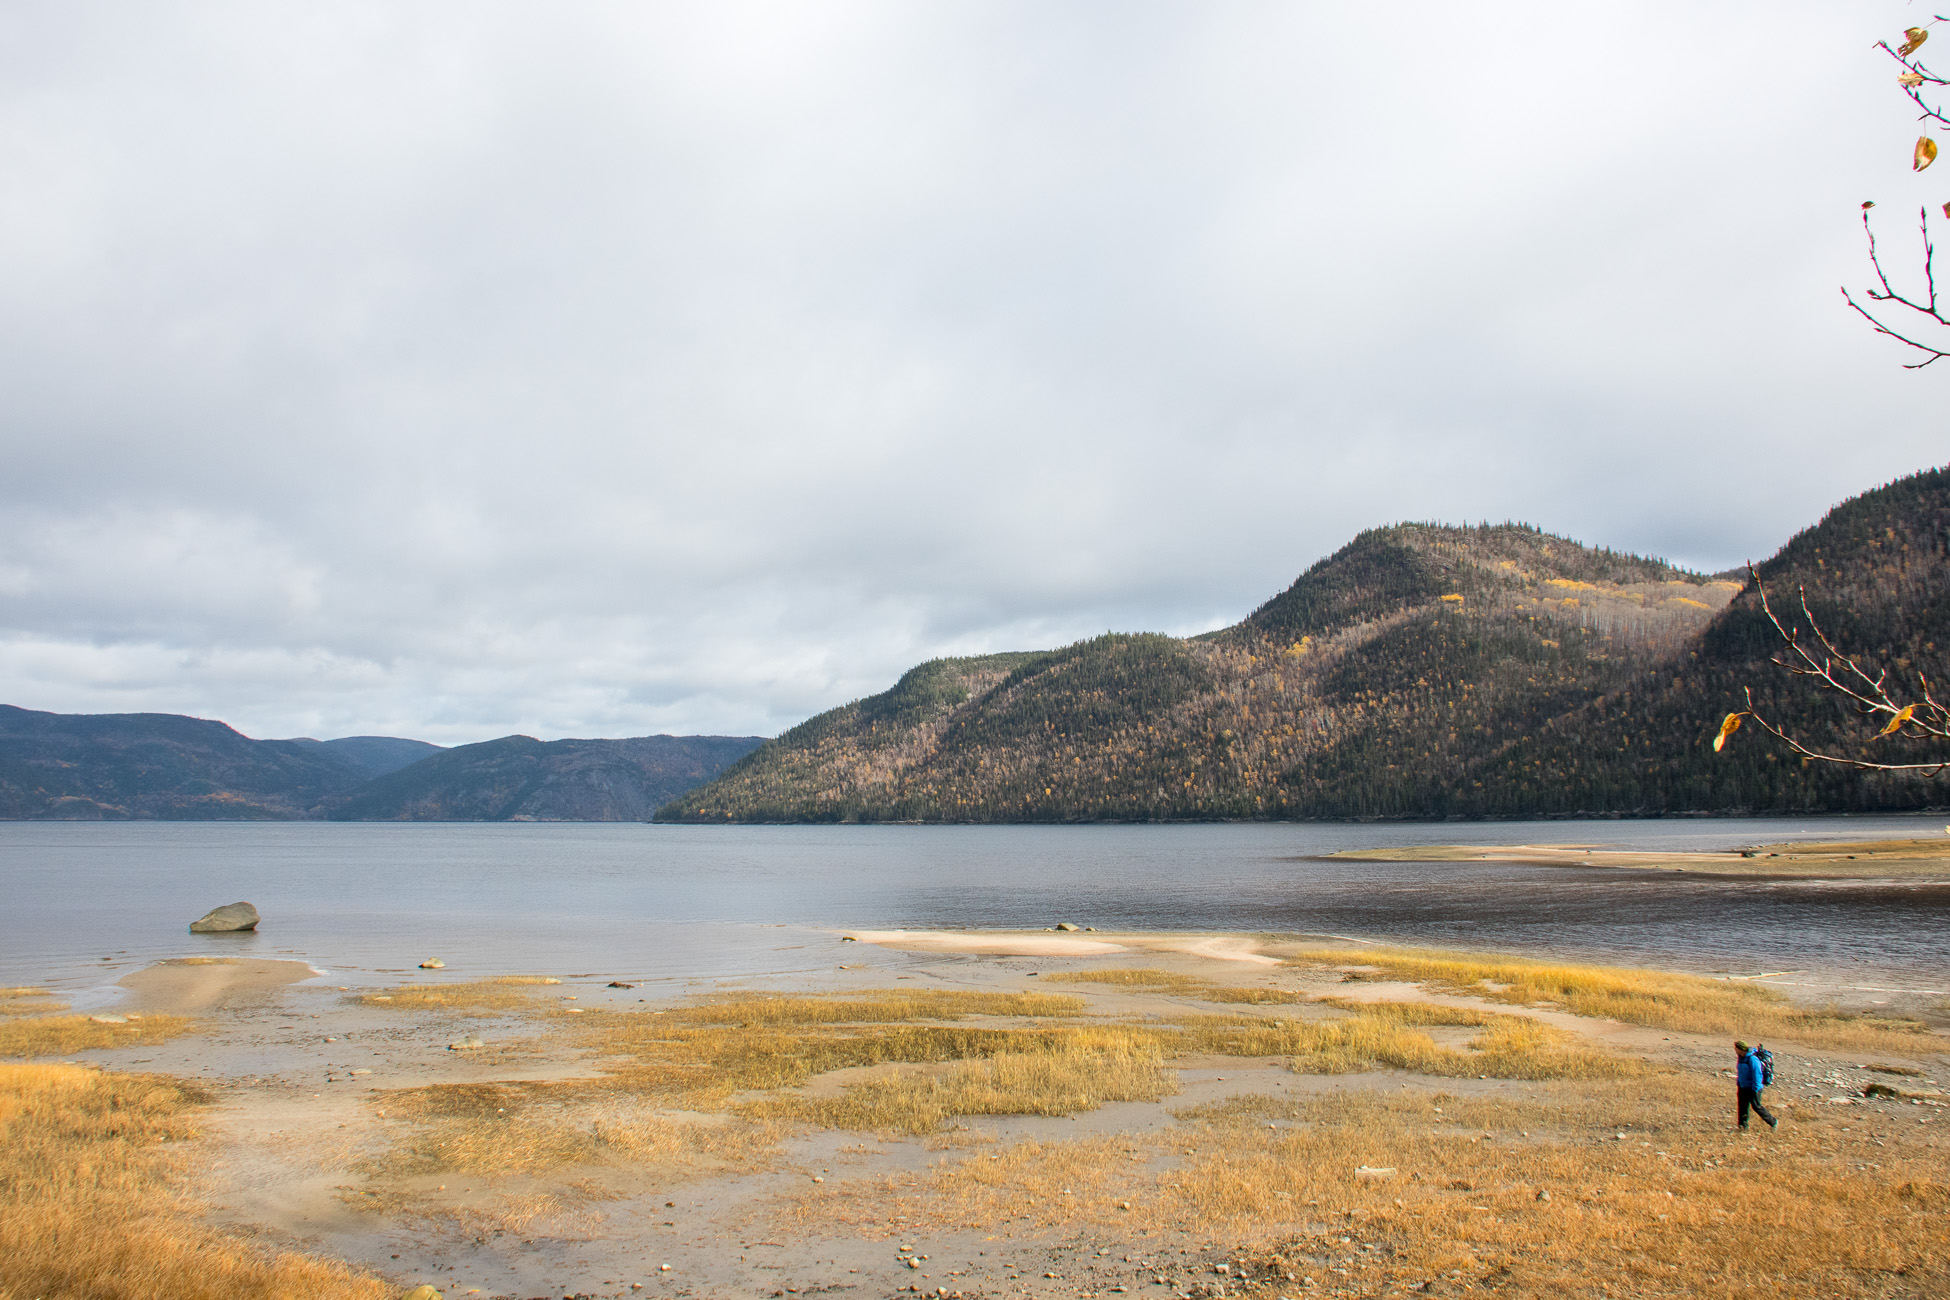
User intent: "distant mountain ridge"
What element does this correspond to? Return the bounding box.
[0,705,371,819]
[660,466,1950,822]
[0,707,763,821]
[320,734,766,821]
[285,735,446,778]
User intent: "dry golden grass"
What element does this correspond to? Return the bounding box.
[0,1013,196,1058]
[572,991,1637,1133]
[1292,945,1940,1052]
[672,988,1086,1024]
[799,1076,1947,1298]
[357,975,562,1013]
[0,1063,389,1300]
[1171,1083,1948,1299]
[1042,968,1310,1003]
[1174,1005,1640,1081]
[748,1044,1176,1135]
[359,1079,778,1183]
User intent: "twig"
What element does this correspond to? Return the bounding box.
[1843,207,1950,368]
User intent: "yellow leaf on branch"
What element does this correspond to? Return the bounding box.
[1899,27,1930,58]
[1712,713,1743,753]
[1916,136,1939,172]
[1899,71,1926,88]
[1878,704,1916,736]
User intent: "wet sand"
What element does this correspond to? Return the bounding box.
[18,939,1950,1299]
[1325,836,1950,878]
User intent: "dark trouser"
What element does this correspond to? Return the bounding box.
[1738,1087,1775,1129]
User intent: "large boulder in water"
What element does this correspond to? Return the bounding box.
[189,901,260,933]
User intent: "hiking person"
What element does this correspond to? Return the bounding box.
[1735,1040,1777,1130]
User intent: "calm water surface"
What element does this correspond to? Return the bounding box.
[4,818,1947,1004]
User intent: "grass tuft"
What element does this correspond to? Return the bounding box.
[1042,969,1311,1003]
[672,989,1086,1024]
[747,1045,1176,1135]
[0,988,69,1017]
[0,1014,197,1059]
[358,976,564,1013]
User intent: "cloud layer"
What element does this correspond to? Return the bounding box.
[0,1,1942,742]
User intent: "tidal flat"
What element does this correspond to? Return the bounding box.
[5,933,1948,1300]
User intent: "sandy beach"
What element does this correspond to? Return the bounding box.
[6,931,1949,1300]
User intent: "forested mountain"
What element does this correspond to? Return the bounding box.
[661,467,1950,822]
[0,705,375,819]
[318,733,766,821]
[1435,466,1950,818]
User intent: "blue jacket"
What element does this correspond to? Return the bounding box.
[1737,1050,1764,1091]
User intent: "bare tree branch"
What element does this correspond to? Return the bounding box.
[1853,19,1950,365]
[1719,565,1950,775]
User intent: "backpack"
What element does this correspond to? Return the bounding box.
[1754,1045,1775,1087]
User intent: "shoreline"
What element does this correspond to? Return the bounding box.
[6,935,1948,1299]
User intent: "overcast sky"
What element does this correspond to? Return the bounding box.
[0,2,1943,744]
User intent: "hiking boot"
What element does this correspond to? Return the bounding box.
[1767,1116,1778,1129]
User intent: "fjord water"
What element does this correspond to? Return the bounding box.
[4,818,1947,1003]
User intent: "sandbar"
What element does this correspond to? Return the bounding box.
[846,928,1286,964]
[116,956,318,1014]
[1326,835,1950,878]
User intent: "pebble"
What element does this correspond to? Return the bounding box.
[419,958,445,969]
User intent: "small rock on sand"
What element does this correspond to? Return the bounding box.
[419,957,445,969]
[448,1036,484,1051]
[189,901,260,933]
[1054,922,1081,932]
[399,1287,443,1300]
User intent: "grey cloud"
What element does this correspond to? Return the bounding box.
[0,1,1941,742]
